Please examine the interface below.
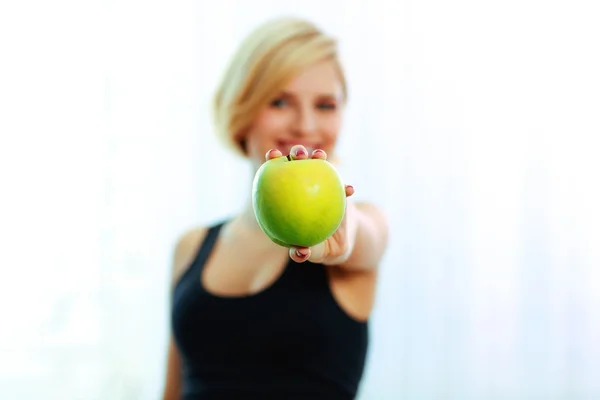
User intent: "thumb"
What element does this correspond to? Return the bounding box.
[288,241,328,264]
[307,241,329,264]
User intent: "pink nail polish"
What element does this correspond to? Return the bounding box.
[294,148,307,157]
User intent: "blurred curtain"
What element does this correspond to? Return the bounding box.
[1,0,599,399]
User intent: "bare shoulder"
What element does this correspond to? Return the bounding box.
[171,226,208,287]
[327,266,378,322]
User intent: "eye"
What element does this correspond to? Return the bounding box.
[317,102,336,111]
[270,98,288,108]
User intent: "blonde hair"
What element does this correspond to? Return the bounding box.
[212,17,348,157]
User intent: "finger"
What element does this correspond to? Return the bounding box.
[345,184,355,197]
[310,149,327,160]
[289,145,309,160]
[289,246,310,263]
[307,241,328,264]
[265,149,283,161]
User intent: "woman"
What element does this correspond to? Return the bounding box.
[163,16,389,399]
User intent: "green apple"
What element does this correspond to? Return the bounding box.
[252,155,346,248]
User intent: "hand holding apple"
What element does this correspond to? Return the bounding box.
[252,145,357,265]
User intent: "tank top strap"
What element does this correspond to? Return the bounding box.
[174,220,227,290]
[192,220,227,271]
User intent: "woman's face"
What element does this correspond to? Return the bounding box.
[243,60,344,170]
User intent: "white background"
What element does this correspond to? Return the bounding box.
[1,0,599,399]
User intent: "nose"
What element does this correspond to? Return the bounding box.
[292,106,317,136]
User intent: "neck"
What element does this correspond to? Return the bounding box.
[239,200,260,229]
[226,160,290,254]
[231,193,282,252]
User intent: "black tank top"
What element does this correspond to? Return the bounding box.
[171,221,369,399]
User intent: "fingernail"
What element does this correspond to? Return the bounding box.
[266,149,280,158]
[294,148,307,157]
[295,249,308,258]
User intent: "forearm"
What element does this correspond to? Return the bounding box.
[339,202,388,271]
[299,201,388,268]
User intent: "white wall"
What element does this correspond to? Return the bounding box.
[1,0,599,399]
